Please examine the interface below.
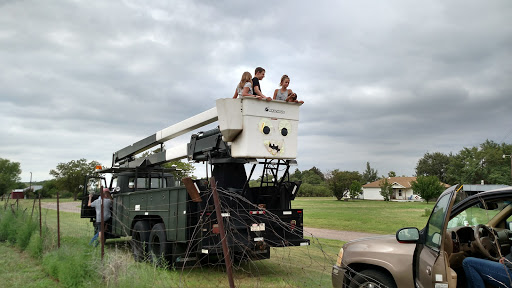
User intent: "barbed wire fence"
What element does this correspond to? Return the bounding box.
[7,180,345,288]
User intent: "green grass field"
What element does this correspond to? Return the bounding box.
[293,197,435,234]
[0,197,435,287]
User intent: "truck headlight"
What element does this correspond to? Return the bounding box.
[335,247,344,267]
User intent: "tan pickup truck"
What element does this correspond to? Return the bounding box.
[332,185,512,288]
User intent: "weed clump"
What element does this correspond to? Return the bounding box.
[42,242,99,287]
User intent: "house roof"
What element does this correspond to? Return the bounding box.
[363,177,418,188]
[363,176,450,189]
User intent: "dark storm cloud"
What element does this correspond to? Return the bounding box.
[0,0,511,181]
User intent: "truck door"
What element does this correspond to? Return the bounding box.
[414,185,459,288]
[80,176,107,219]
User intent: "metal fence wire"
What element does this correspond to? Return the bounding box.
[2,191,340,288]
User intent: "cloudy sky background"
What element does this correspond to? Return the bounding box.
[1,1,511,182]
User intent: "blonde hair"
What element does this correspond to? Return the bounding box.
[280,74,290,86]
[238,72,252,89]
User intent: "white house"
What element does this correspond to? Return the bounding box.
[362,177,418,200]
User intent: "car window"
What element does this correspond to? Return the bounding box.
[448,199,512,228]
[86,177,106,195]
[425,192,452,251]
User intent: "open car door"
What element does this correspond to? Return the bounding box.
[415,185,460,288]
[80,175,107,219]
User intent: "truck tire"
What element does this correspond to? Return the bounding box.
[148,223,171,267]
[132,221,150,262]
[349,269,396,288]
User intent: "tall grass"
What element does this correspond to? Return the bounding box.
[42,238,100,288]
[1,198,437,287]
[0,208,38,250]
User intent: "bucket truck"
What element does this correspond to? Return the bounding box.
[80,97,309,266]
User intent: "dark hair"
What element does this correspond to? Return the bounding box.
[255,67,265,74]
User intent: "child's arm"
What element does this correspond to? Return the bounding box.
[242,86,252,97]
[273,89,278,100]
[233,90,238,99]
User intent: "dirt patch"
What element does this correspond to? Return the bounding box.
[40,201,81,214]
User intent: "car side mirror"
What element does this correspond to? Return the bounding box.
[396,227,420,243]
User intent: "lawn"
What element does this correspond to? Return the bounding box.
[293,197,435,234]
[0,243,58,288]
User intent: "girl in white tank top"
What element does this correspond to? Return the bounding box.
[273,75,304,103]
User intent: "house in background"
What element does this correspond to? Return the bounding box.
[362,177,418,200]
[10,189,25,199]
[9,185,43,199]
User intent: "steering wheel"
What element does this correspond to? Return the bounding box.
[473,224,500,261]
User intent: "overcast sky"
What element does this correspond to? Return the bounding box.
[1,1,511,182]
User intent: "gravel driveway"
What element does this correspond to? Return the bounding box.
[40,201,81,213]
[41,201,381,242]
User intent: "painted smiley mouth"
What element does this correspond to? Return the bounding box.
[264,140,284,156]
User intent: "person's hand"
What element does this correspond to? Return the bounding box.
[265,97,272,101]
[500,257,506,264]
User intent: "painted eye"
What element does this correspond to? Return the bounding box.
[279,120,291,137]
[259,118,273,135]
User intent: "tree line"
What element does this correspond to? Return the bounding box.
[1,139,510,200]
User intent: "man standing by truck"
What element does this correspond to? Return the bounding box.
[88,188,112,245]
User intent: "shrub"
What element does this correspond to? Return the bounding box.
[26,232,43,258]
[42,242,99,287]
[297,183,332,197]
[0,210,19,244]
[0,210,14,241]
[16,217,37,250]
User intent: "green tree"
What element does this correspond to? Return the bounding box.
[362,162,378,184]
[327,170,362,200]
[289,168,302,182]
[39,179,59,198]
[49,159,101,200]
[411,175,445,203]
[415,152,450,184]
[163,160,196,181]
[349,180,363,199]
[379,178,393,201]
[0,158,22,196]
[141,148,196,181]
[308,166,325,181]
[444,140,512,185]
[388,171,396,177]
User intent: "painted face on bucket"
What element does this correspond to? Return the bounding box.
[258,118,292,156]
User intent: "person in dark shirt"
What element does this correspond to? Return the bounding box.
[252,67,272,101]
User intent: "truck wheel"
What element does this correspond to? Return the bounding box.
[148,223,170,267]
[131,221,150,262]
[349,269,396,288]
